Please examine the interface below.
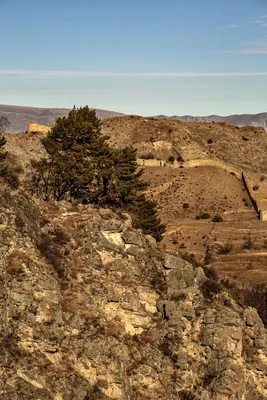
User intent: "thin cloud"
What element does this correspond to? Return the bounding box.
[1,70,267,77]
[217,48,267,54]
[218,38,267,54]
[253,20,265,23]
[261,15,267,19]
[226,24,243,28]
[5,83,210,94]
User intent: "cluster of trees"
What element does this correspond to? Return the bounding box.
[31,106,165,241]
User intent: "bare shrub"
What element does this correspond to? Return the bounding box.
[37,232,67,277]
[242,236,254,250]
[179,390,195,400]
[212,215,223,223]
[201,278,222,299]
[217,243,233,255]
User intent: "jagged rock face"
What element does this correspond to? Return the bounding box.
[0,184,267,399]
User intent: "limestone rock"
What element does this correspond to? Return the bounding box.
[0,184,266,399]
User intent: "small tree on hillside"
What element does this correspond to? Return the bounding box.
[31,106,165,241]
[0,117,19,188]
[129,194,166,242]
[0,116,10,174]
[0,116,10,134]
[32,106,112,202]
[102,146,148,206]
[0,135,8,176]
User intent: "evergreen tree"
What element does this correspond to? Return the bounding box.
[129,194,166,242]
[100,146,148,206]
[33,106,113,202]
[31,106,165,241]
[0,135,8,176]
[0,116,9,176]
[0,117,19,188]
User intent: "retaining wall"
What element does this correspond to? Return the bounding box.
[137,157,242,177]
[137,157,267,221]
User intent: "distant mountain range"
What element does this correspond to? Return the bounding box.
[154,113,267,129]
[1,104,266,132]
[0,104,124,132]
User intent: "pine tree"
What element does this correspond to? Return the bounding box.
[33,106,112,201]
[129,194,166,242]
[31,106,166,241]
[0,135,7,176]
[100,146,148,206]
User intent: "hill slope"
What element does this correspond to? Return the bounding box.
[0,104,124,132]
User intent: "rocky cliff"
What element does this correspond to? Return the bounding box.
[0,183,267,399]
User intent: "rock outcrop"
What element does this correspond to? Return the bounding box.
[0,184,266,399]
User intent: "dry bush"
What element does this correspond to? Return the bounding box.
[201,266,222,299]
[179,390,195,400]
[212,215,223,223]
[7,251,27,275]
[217,243,233,255]
[242,336,257,360]
[242,237,254,250]
[201,279,222,299]
[37,232,67,277]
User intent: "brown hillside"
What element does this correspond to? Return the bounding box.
[4,116,267,288]
[102,116,267,172]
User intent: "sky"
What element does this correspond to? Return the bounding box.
[0,0,267,116]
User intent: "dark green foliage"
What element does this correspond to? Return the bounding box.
[34,106,111,202]
[102,146,148,207]
[0,135,7,175]
[168,155,175,163]
[0,119,19,188]
[212,215,223,222]
[129,195,166,242]
[31,106,165,241]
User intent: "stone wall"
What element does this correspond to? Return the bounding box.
[28,122,53,134]
[137,159,164,167]
[137,157,267,221]
[181,159,242,178]
[137,157,242,177]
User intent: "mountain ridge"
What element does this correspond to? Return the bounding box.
[1,104,267,132]
[153,112,267,129]
[0,104,124,132]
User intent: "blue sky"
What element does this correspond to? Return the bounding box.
[0,0,267,115]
